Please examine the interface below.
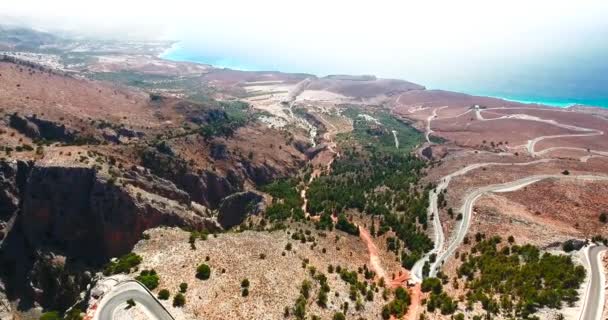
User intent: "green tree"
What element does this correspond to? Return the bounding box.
[421,277,442,294]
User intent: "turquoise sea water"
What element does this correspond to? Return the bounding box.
[161,44,608,109]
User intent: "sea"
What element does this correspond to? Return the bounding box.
[161,44,608,109]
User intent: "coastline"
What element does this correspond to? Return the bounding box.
[158,42,180,59]
[159,43,607,109]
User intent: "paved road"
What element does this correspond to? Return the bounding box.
[580,245,607,320]
[429,174,608,277]
[410,105,608,316]
[410,159,553,280]
[93,280,174,320]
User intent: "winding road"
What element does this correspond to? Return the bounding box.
[580,245,607,320]
[474,106,606,157]
[431,174,608,277]
[409,105,608,319]
[410,159,554,280]
[93,280,174,320]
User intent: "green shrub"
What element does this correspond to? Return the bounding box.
[317,289,328,307]
[300,280,312,299]
[179,282,188,293]
[196,264,211,280]
[294,295,306,320]
[40,311,61,320]
[335,214,359,235]
[158,289,170,300]
[103,253,142,275]
[241,279,250,288]
[173,293,186,307]
[333,312,346,320]
[65,308,83,320]
[135,269,159,290]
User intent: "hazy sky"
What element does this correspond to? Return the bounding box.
[2,0,608,103]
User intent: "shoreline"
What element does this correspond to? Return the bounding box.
[158,42,180,59]
[158,43,607,110]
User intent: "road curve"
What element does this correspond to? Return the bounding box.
[410,159,553,280]
[580,245,607,320]
[93,280,174,320]
[474,106,606,157]
[430,174,608,278]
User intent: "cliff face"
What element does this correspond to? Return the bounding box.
[0,161,20,222]
[21,165,99,259]
[217,191,264,228]
[179,170,243,208]
[9,114,76,142]
[18,163,218,262]
[0,160,220,312]
[0,160,29,241]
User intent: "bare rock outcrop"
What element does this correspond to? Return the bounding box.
[0,161,20,222]
[179,170,243,208]
[0,160,220,313]
[217,191,264,228]
[8,114,76,142]
[20,164,217,261]
[141,148,244,208]
[305,144,328,159]
[122,167,190,205]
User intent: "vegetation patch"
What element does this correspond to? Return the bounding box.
[261,178,304,221]
[135,269,160,290]
[196,263,211,280]
[457,236,586,318]
[103,253,142,275]
[307,109,431,262]
[199,101,251,139]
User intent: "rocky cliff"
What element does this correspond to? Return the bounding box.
[217,191,265,228]
[17,162,219,262]
[0,159,220,313]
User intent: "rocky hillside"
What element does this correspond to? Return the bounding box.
[0,57,309,318]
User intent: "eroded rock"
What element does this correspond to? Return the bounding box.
[217,191,264,228]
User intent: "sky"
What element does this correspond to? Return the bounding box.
[2,0,608,105]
